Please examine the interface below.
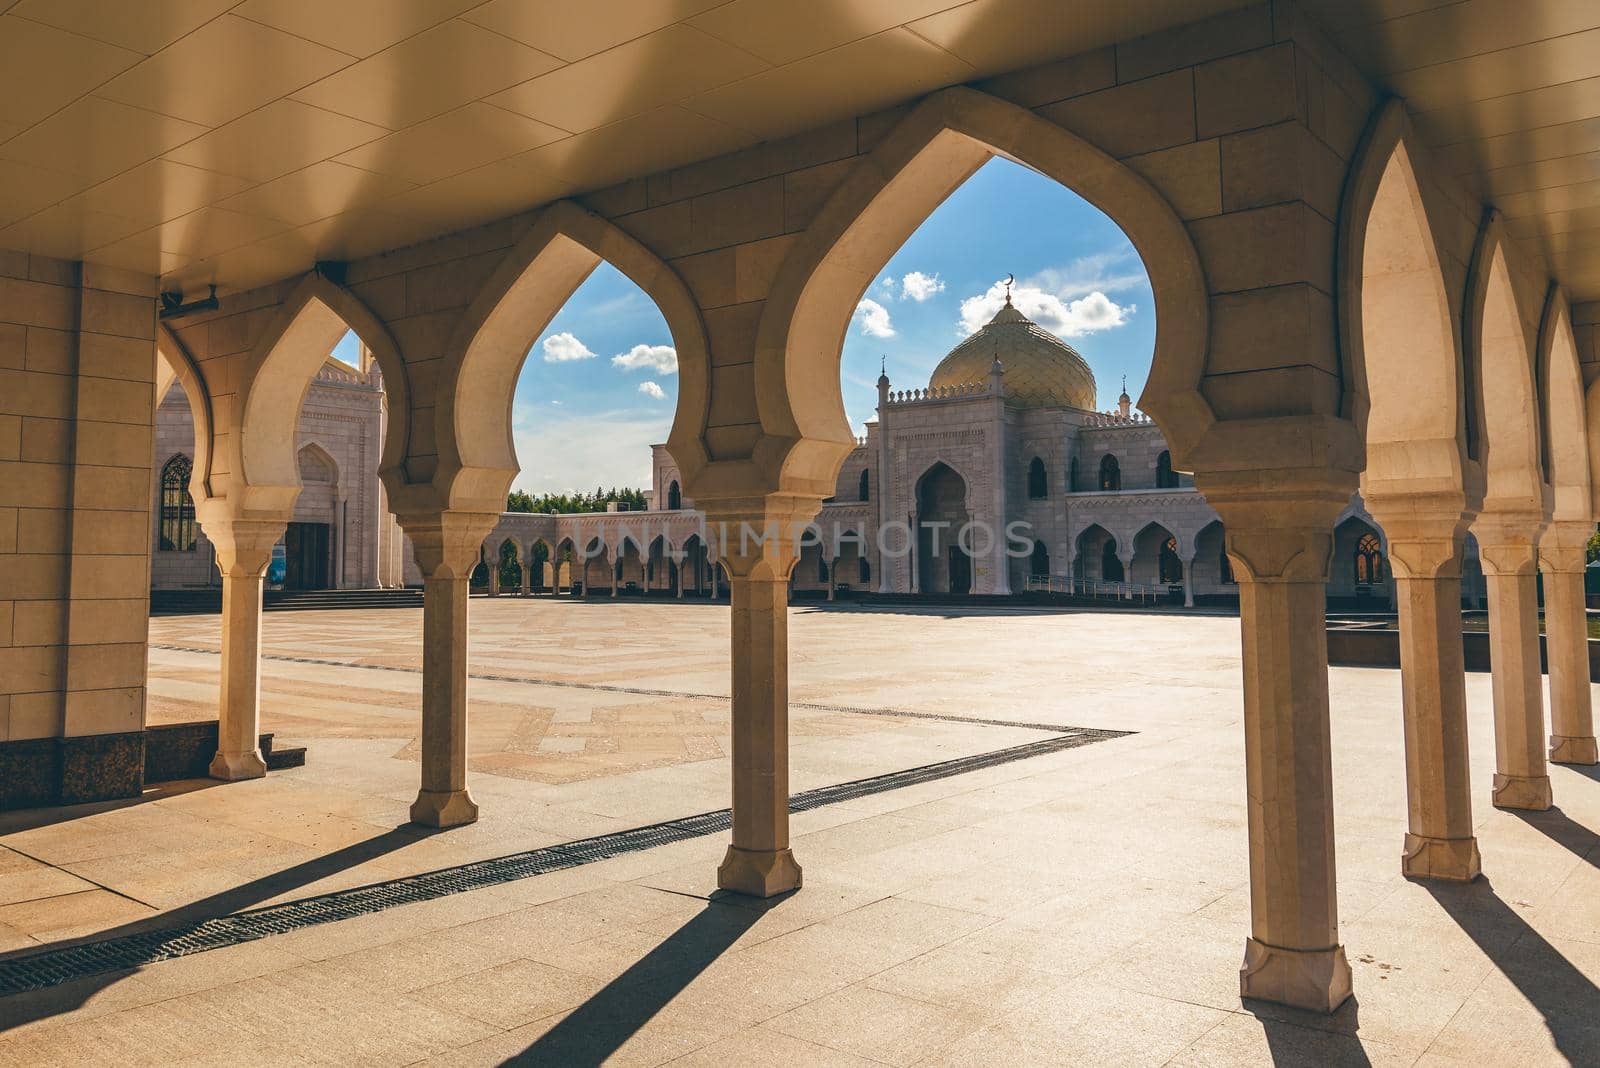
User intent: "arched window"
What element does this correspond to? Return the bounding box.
[1027,457,1048,499]
[1355,532,1384,584]
[1155,451,1178,489]
[858,468,870,501]
[1030,540,1050,577]
[1101,539,1124,582]
[159,454,196,551]
[667,481,681,510]
[1159,536,1183,584]
[859,558,871,583]
[1069,457,1078,493]
[1098,453,1121,491]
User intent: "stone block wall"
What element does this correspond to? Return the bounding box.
[0,252,157,806]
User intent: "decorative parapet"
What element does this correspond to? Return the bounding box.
[1081,409,1155,427]
[313,360,383,390]
[885,381,992,406]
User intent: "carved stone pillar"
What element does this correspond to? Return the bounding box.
[519,549,532,596]
[205,517,286,781]
[1473,515,1553,810]
[399,510,499,828]
[1366,498,1480,881]
[704,501,814,898]
[1199,472,1353,1013]
[1541,521,1597,764]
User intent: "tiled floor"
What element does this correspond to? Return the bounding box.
[3,598,1599,1064]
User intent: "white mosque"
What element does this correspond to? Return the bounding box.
[152,295,1425,608]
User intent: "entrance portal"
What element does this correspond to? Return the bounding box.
[284,522,331,589]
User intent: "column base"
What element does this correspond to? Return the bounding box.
[209,750,267,781]
[1401,833,1481,882]
[1550,735,1599,765]
[717,845,802,898]
[1492,773,1552,810]
[1239,938,1353,1013]
[410,789,479,828]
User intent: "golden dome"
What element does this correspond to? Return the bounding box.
[928,297,1097,410]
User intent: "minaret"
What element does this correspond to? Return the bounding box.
[987,348,1011,596]
[875,355,893,594]
[1117,374,1131,419]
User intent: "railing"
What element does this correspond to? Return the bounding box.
[1023,574,1175,604]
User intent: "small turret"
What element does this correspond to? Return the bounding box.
[1117,374,1131,419]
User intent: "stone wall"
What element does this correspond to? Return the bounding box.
[0,253,156,805]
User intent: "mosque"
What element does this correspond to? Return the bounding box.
[478,294,1439,607]
[150,293,1432,607]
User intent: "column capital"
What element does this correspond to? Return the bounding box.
[1364,488,1474,580]
[1471,512,1543,577]
[1194,470,1356,583]
[1540,519,1593,574]
[201,516,287,577]
[397,510,499,578]
[697,495,822,580]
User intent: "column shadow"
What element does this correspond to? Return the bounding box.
[1243,995,1372,1066]
[506,894,779,1065]
[1424,875,1600,1064]
[0,825,429,1033]
[1513,805,1600,867]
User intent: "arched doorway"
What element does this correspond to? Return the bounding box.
[915,462,970,595]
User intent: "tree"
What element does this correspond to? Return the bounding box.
[505,486,653,514]
[1587,527,1600,564]
[506,489,536,512]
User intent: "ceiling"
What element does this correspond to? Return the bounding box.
[1,1,1597,303]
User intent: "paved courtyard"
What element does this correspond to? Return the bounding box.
[2,599,1599,1064]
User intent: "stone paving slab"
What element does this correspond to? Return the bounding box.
[2,600,1599,1064]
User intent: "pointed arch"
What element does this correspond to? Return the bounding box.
[1465,211,1545,511]
[1337,98,1470,498]
[1536,285,1589,524]
[156,323,213,499]
[752,86,1210,500]
[232,270,411,511]
[296,441,340,488]
[433,200,711,512]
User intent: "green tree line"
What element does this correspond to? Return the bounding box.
[506,486,649,514]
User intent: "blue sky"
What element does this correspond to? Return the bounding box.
[337,158,1156,496]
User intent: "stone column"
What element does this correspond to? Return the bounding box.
[827,557,836,601]
[1474,516,1553,810]
[204,517,286,780]
[400,510,497,828]
[1541,522,1597,764]
[1200,474,1353,1013]
[1367,501,1480,881]
[709,506,808,897]
[609,550,618,597]
[520,549,532,596]
[1181,555,1196,608]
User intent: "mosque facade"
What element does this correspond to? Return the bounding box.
[152,303,1439,608]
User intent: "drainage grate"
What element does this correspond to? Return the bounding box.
[0,724,1127,999]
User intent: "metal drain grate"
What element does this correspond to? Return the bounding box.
[0,724,1127,999]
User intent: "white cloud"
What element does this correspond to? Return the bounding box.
[638,380,666,399]
[900,271,945,302]
[959,279,1134,338]
[854,297,895,338]
[876,276,896,297]
[511,405,669,495]
[1029,248,1147,298]
[611,343,678,374]
[541,331,596,362]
